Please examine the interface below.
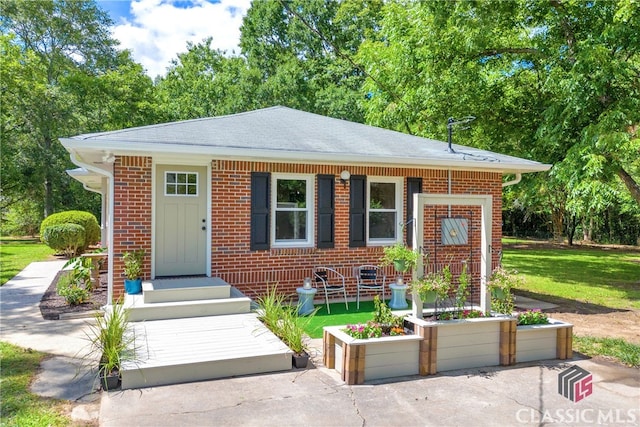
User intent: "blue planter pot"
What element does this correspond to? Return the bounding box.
[124,278,142,294]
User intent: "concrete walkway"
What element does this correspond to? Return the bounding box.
[1,261,639,426]
[0,260,102,423]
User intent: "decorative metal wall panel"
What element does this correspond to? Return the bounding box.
[441,218,468,245]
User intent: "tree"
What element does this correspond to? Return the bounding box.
[239,0,383,122]
[356,0,640,243]
[155,38,261,121]
[1,1,161,228]
[1,0,118,218]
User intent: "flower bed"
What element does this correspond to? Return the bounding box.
[323,326,422,385]
[323,315,573,384]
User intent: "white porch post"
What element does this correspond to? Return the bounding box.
[411,194,493,318]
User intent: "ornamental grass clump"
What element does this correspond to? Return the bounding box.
[517,309,550,325]
[255,284,315,355]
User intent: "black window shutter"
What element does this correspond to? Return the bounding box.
[250,172,270,251]
[317,174,335,248]
[406,177,422,248]
[349,175,366,247]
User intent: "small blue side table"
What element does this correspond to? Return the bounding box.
[388,283,408,309]
[296,287,317,315]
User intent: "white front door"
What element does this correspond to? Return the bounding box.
[155,165,207,276]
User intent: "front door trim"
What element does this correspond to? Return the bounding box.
[151,160,211,279]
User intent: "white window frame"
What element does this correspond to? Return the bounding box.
[366,176,404,246]
[271,173,315,248]
[164,171,199,197]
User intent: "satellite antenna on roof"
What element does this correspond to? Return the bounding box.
[447,116,476,153]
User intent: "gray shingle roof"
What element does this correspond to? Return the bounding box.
[63,106,549,173]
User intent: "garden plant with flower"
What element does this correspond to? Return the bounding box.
[438,309,485,321]
[488,267,523,315]
[517,309,550,325]
[342,296,407,338]
[343,322,383,339]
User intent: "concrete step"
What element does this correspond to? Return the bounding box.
[143,277,231,303]
[120,314,293,389]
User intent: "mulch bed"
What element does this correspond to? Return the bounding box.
[39,270,108,320]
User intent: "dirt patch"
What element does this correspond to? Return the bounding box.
[547,310,640,345]
[513,289,640,346]
[39,271,108,320]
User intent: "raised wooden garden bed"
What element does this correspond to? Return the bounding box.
[323,326,423,385]
[516,319,573,363]
[323,317,573,385]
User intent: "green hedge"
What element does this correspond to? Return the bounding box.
[41,223,86,257]
[40,211,100,253]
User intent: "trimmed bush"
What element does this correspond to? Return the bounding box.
[40,211,100,253]
[42,223,86,257]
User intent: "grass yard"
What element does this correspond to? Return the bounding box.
[501,240,640,310]
[0,341,71,426]
[0,238,55,286]
[573,336,640,368]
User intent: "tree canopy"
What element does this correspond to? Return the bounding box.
[2,0,638,244]
[1,0,159,230]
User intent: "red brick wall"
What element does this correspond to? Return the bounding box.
[111,157,502,302]
[210,161,502,303]
[112,156,153,299]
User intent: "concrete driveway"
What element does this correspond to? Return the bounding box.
[2,261,639,426]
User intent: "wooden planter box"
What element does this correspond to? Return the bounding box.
[323,326,423,385]
[409,316,516,374]
[516,318,573,363]
[323,317,573,385]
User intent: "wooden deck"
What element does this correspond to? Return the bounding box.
[118,277,293,389]
[121,313,292,389]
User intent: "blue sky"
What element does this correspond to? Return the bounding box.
[97,0,251,78]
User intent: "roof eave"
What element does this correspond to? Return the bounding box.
[60,138,551,175]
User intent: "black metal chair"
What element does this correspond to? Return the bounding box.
[313,266,348,314]
[353,265,386,309]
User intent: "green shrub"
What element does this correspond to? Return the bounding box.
[39,211,100,253]
[42,223,85,257]
[56,273,90,305]
[0,199,41,236]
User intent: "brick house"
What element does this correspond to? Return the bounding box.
[61,106,549,305]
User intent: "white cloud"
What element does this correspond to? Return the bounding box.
[112,0,251,78]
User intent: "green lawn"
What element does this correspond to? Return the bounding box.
[573,336,640,368]
[0,238,55,286]
[501,241,640,310]
[0,341,71,426]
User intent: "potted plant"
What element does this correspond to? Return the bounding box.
[256,285,315,368]
[281,309,312,368]
[86,301,133,390]
[380,242,419,274]
[122,249,144,294]
[487,267,522,315]
[413,267,452,304]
